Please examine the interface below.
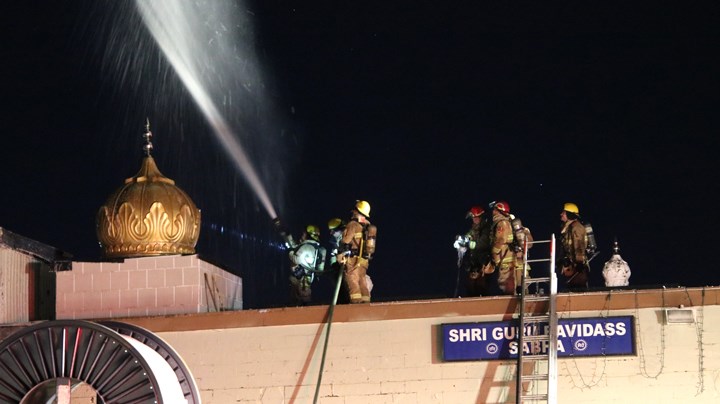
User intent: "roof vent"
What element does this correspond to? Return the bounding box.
[664,308,695,324]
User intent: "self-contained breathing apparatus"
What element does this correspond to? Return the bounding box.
[560,202,598,262]
[273,218,326,281]
[364,224,378,258]
[562,221,598,263]
[559,219,598,289]
[339,222,378,260]
[291,240,324,281]
[510,215,531,253]
[584,222,598,261]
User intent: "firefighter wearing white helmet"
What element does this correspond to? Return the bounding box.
[288,224,327,305]
[559,202,589,290]
[338,200,377,303]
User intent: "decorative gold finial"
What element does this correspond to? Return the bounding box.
[96,121,201,258]
[143,118,153,156]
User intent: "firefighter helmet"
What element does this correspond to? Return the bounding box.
[328,218,343,230]
[466,206,484,219]
[494,201,510,214]
[306,225,320,241]
[355,200,371,218]
[563,202,579,214]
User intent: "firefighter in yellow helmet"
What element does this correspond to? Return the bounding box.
[288,224,327,305]
[558,202,589,290]
[337,200,377,303]
[483,201,516,295]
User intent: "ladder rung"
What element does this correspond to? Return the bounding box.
[522,354,550,361]
[522,335,549,342]
[526,258,550,263]
[524,276,550,284]
[521,373,549,381]
[523,295,550,302]
[529,239,552,244]
[521,393,549,400]
[517,235,555,404]
[523,315,550,322]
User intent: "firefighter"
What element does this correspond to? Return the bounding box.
[558,202,589,290]
[484,201,516,295]
[453,206,492,296]
[288,225,326,305]
[327,217,345,270]
[338,200,377,303]
[509,213,534,293]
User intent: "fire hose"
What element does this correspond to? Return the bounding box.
[313,262,344,404]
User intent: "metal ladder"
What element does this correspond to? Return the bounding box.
[516,235,558,404]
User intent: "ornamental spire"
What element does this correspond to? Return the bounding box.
[143,118,153,156]
[602,237,631,287]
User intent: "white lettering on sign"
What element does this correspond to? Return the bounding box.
[447,321,628,348]
[491,325,548,341]
[448,328,487,342]
[556,322,627,338]
[509,340,565,355]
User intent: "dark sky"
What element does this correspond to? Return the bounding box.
[1,2,718,308]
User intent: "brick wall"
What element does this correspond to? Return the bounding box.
[56,254,242,319]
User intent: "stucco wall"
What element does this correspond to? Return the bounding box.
[134,292,720,403]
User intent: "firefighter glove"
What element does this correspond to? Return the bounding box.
[292,266,305,279]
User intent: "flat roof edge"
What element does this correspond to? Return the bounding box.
[110,286,720,333]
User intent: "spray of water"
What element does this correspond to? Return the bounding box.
[134,0,277,220]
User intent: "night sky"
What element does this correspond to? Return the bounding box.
[1,2,718,308]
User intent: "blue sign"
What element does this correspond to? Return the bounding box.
[441,316,635,361]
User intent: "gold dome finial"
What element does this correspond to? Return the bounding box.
[96,122,201,258]
[143,118,153,156]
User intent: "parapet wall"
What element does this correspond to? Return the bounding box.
[119,287,720,403]
[56,254,242,319]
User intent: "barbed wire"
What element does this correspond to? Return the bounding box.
[558,292,611,390]
[635,288,665,378]
[683,287,705,395]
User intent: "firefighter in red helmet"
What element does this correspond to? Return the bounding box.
[338,200,377,303]
[484,201,517,295]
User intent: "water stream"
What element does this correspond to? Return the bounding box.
[135,0,278,220]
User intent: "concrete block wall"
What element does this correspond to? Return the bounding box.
[154,303,720,403]
[56,254,242,319]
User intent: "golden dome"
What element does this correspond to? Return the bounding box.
[96,124,201,258]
